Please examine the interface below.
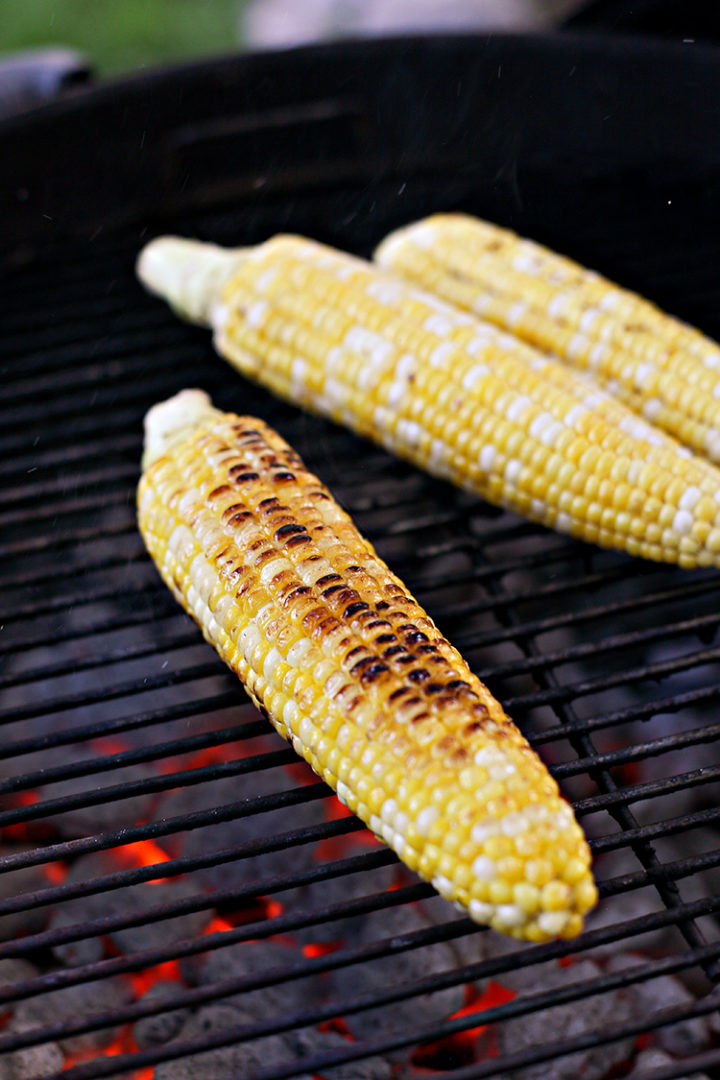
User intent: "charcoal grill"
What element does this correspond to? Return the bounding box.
[2,28,720,1080]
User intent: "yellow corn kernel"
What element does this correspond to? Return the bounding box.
[375,212,720,463]
[138,389,596,941]
[137,234,720,570]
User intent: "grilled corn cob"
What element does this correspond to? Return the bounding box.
[137,234,720,569]
[138,388,597,941]
[375,212,720,463]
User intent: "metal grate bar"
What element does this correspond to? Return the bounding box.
[454,576,720,652]
[0,781,332,879]
[590,806,720,853]
[15,914,720,1080]
[420,561,662,621]
[1,592,176,659]
[4,717,718,840]
[0,690,248,761]
[413,999,720,1080]
[0,488,141,531]
[1,364,207,439]
[2,886,718,1057]
[573,766,720,816]
[0,659,228,729]
[0,544,146,592]
[551,722,720,778]
[0,721,266,796]
[2,327,195,401]
[0,300,169,362]
[482,543,714,970]
[5,563,715,693]
[0,463,140,511]
[2,804,714,969]
[5,627,720,741]
[0,433,140,482]
[0,835,393,964]
[465,615,720,680]
[0,619,198,693]
[0,749,302,830]
[530,683,720,743]
[0,577,164,630]
[0,509,140,557]
[611,850,720,898]
[503,645,720,711]
[0,407,143,459]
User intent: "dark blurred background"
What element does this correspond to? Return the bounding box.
[0,1,595,76]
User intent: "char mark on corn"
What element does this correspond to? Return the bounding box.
[138,389,597,942]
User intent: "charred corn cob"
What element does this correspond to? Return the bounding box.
[137,234,720,569]
[138,389,597,941]
[375,212,720,463]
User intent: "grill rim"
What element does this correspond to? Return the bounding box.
[3,28,720,261]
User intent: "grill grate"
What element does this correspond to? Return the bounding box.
[3,39,720,1080]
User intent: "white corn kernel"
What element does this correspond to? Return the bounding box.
[472,855,497,881]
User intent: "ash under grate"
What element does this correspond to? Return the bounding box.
[3,99,720,1080]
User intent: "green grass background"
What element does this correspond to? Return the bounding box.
[0,0,247,75]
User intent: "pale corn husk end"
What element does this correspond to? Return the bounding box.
[136,236,247,325]
[142,388,223,469]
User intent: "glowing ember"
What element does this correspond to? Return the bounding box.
[603,738,642,786]
[314,794,382,861]
[44,860,69,884]
[450,982,516,1039]
[411,981,516,1069]
[89,738,132,757]
[159,740,252,775]
[0,790,47,844]
[111,840,172,880]
[129,959,183,999]
[318,1016,354,1040]
[302,941,342,958]
[326,795,353,821]
[62,1026,153,1079]
[203,916,234,936]
[264,898,284,919]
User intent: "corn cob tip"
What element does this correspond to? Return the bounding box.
[372,224,415,266]
[136,236,246,325]
[142,388,223,469]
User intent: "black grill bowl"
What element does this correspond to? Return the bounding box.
[1,31,720,1080]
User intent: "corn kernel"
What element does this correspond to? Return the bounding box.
[541,881,573,912]
[513,881,541,914]
[525,858,554,888]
